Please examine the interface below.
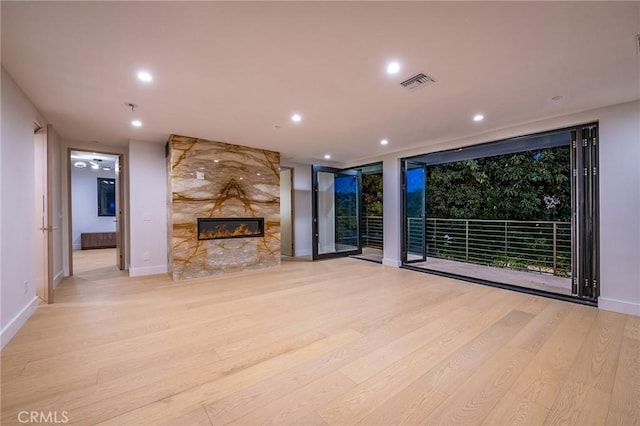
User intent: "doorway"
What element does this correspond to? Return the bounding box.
[68,149,125,277]
[401,124,599,303]
[312,165,362,260]
[311,162,383,262]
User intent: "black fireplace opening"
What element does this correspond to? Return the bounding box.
[198,217,265,240]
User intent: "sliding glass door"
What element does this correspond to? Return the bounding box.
[312,166,362,260]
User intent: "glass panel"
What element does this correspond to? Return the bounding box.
[317,171,359,255]
[405,162,426,262]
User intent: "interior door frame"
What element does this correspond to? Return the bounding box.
[312,165,362,260]
[66,148,127,276]
[401,160,427,264]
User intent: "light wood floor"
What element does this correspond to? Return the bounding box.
[1,252,638,425]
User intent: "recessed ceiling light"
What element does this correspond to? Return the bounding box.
[74,161,86,168]
[214,159,219,163]
[291,114,302,123]
[103,167,111,171]
[257,173,261,176]
[380,139,389,145]
[473,114,484,122]
[324,154,331,160]
[137,71,153,83]
[386,61,401,75]
[131,120,142,127]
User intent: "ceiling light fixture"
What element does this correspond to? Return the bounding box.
[380,139,389,145]
[103,167,111,171]
[473,114,484,122]
[131,120,142,127]
[137,71,153,83]
[214,159,219,163]
[291,114,302,123]
[324,154,331,160]
[386,61,401,75]
[91,164,100,170]
[74,161,86,168]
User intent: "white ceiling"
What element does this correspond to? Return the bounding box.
[2,2,639,164]
[70,150,118,171]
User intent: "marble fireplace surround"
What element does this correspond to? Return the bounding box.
[168,134,281,280]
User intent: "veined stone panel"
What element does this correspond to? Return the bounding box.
[168,135,281,280]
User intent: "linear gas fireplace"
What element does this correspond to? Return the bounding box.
[198,217,265,240]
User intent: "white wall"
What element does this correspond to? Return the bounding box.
[282,161,312,256]
[597,101,640,316]
[1,68,44,347]
[128,140,168,276]
[382,156,402,267]
[71,165,116,250]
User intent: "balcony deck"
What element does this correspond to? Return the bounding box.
[408,256,572,295]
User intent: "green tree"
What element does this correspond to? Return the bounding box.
[426,146,570,221]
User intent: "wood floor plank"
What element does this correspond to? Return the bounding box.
[94,330,362,425]
[544,379,611,425]
[228,371,355,426]
[0,251,637,425]
[481,390,549,426]
[606,336,640,424]
[565,309,626,393]
[157,407,212,426]
[203,293,475,424]
[509,304,597,409]
[421,345,533,426]
[509,300,571,353]
[624,314,640,340]
[317,310,533,425]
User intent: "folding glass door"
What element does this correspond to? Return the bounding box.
[400,124,599,302]
[312,166,362,260]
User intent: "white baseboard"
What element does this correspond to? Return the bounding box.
[295,248,312,257]
[129,264,168,277]
[1,296,39,349]
[383,258,401,267]
[54,270,64,289]
[598,297,640,317]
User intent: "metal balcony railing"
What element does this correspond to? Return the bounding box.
[363,216,383,249]
[408,218,571,277]
[335,216,383,250]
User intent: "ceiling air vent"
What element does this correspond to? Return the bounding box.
[400,73,436,91]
